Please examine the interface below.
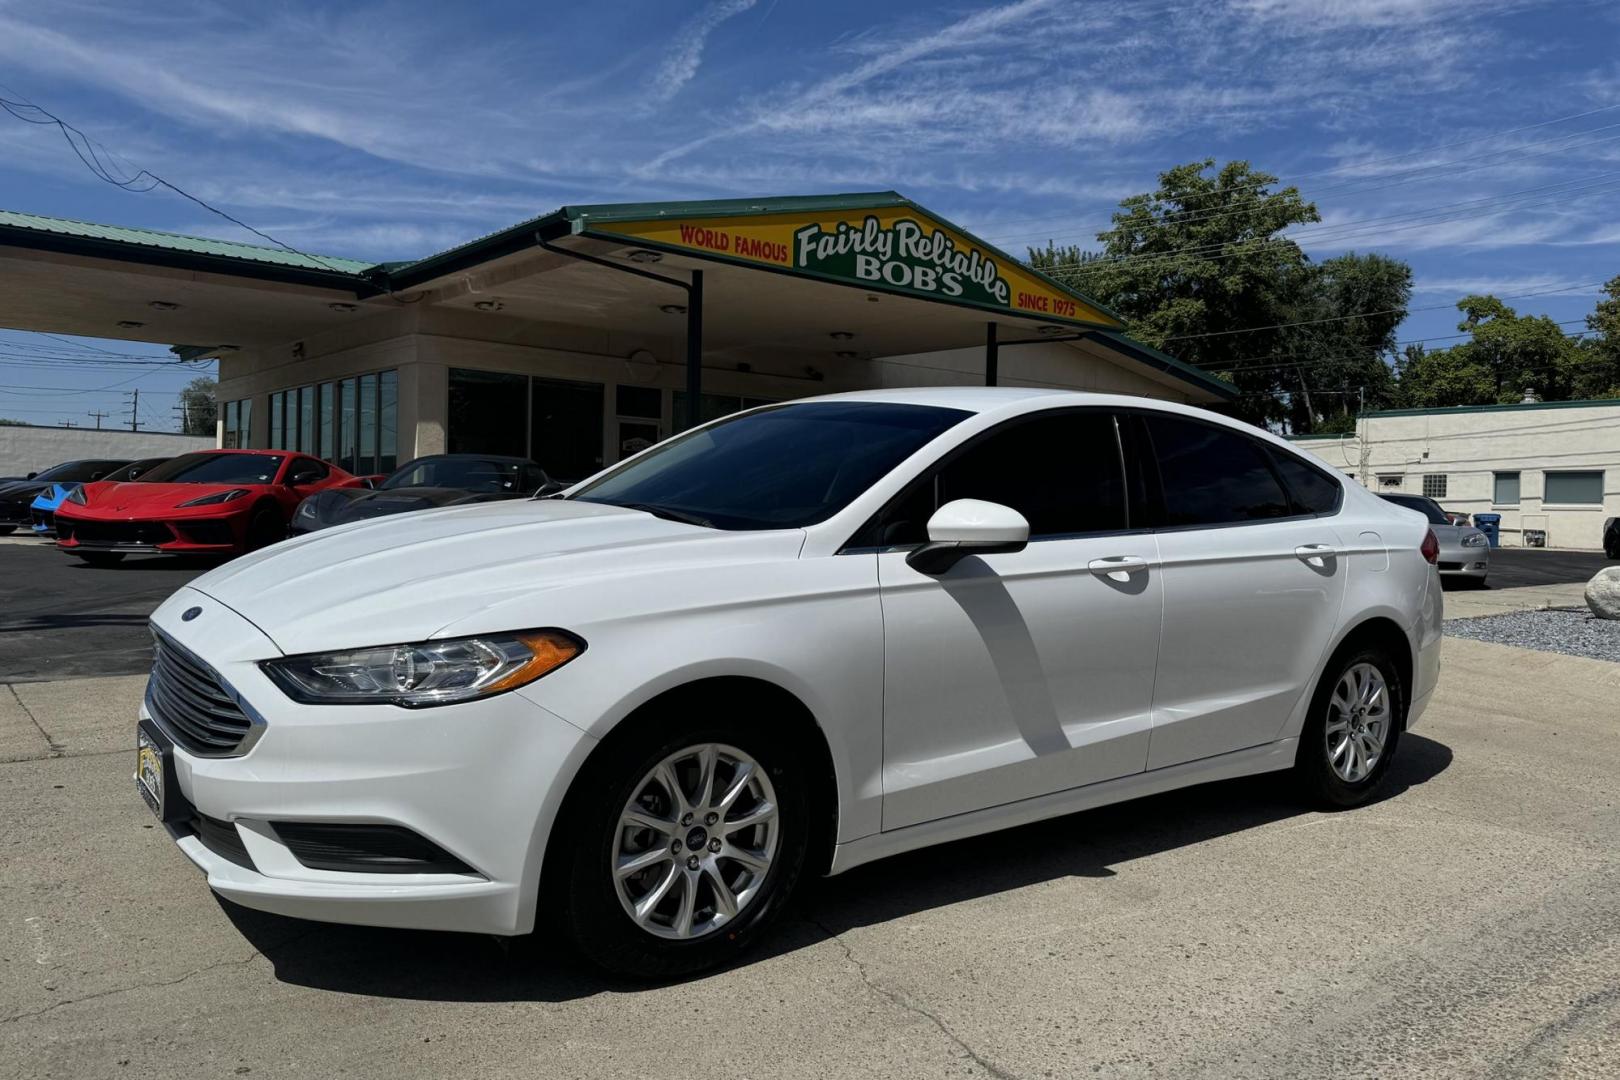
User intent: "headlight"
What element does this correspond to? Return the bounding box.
[1460,532,1488,547]
[65,485,87,505]
[179,488,251,507]
[261,630,583,707]
[298,498,319,518]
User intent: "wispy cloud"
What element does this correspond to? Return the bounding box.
[648,0,758,104]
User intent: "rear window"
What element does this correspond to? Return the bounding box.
[1271,450,1342,515]
[1145,415,1291,526]
[1380,494,1448,525]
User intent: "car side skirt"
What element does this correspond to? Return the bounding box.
[828,738,1298,875]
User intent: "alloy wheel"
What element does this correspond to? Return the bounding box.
[1325,662,1390,783]
[612,742,780,941]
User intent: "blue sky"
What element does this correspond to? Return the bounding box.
[2,0,1618,430]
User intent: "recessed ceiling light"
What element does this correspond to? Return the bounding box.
[116,320,145,329]
[829,331,854,340]
[660,304,688,315]
[473,299,504,312]
[329,302,358,313]
[834,350,859,360]
[147,300,180,311]
[627,250,663,264]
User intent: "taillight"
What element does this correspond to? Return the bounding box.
[1421,528,1439,565]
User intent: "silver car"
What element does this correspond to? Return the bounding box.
[1379,493,1490,586]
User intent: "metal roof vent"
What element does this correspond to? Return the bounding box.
[1521,386,1541,404]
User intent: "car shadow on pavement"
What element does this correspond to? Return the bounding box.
[225,733,1452,1001]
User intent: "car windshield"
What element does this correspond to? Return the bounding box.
[34,460,126,483]
[1381,494,1449,525]
[138,453,284,485]
[570,401,971,530]
[383,457,536,493]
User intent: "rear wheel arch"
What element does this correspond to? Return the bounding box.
[1324,616,1414,729]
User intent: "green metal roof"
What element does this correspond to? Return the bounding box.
[1364,397,1620,418]
[0,196,1234,399]
[0,209,376,275]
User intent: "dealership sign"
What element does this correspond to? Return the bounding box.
[585,207,1120,328]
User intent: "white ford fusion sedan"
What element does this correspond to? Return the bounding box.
[137,388,1443,977]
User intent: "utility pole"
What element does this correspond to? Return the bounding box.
[125,389,140,432]
[87,410,109,430]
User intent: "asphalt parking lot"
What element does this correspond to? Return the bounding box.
[2,537,1618,1078]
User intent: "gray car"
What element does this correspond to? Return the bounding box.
[1379,493,1490,586]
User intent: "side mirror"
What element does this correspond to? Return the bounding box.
[536,479,567,496]
[906,499,1029,575]
[25,471,37,480]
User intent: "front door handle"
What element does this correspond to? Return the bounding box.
[1294,543,1337,566]
[1088,555,1148,580]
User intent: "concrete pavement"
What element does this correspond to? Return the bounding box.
[2,637,1617,1079]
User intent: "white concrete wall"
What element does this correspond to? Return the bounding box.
[1290,400,1620,550]
[0,424,211,477]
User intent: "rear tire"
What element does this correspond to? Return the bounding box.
[1295,646,1403,809]
[556,713,810,979]
[75,552,125,567]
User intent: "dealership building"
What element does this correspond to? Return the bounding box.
[0,193,1236,483]
[1293,397,1620,550]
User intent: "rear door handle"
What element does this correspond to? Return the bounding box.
[1294,544,1337,565]
[1088,555,1148,579]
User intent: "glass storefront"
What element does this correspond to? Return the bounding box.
[267,368,398,475]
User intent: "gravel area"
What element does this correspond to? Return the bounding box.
[1445,606,1620,663]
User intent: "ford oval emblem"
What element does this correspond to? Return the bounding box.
[181,606,202,622]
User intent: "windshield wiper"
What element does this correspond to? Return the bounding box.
[615,501,715,528]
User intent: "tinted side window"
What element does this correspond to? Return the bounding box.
[878,412,1126,545]
[1270,450,1342,515]
[1145,415,1290,526]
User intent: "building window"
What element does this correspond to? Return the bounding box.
[533,377,605,482]
[1422,474,1447,499]
[1543,470,1604,505]
[221,399,249,448]
[1376,473,1402,488]
[448,368,528,458]
[1493,471,1520,505]
[379,369,398,473]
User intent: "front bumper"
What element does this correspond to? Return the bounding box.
[143,588,597,935]
[1437,545,1489,578]
[56,512,244,555]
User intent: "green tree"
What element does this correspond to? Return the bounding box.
[177,376,217,436]
[1392,342,1493,409]
[1029,160,1411,430]
[1575,275,1620,399]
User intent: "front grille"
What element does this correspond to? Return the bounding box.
[1438,561,1463,571]
[177,520,234,545]
[63,519,174,546]
[147,632,257,756]
[191,813,256,870]
[273,823,476,875]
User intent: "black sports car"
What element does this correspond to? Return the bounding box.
[0,458,131,534]
[290,454,559,535]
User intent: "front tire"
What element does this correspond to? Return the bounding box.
[1295,647,1403,809]
[558,719,810,979]
[245,506,284,552]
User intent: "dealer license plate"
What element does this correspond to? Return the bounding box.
[136,727,164,817]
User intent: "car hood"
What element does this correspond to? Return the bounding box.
[315,485,492,524]
[1429,523,1484,545]
[187,498,806,653]
[0,480,48,503]
[30,484,74,509]
[74,481,265,514]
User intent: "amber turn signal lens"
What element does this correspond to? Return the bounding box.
[487,631,583,693]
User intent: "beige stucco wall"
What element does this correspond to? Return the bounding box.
[1291,401,1620,550]
[872,340,1204,403]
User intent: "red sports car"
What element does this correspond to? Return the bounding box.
[55,450,356,565]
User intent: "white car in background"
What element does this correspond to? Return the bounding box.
[136,388,1444,977]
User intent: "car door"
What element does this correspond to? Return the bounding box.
[1133,412,1349,771]
[871,409,1163,830]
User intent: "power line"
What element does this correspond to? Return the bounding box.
[0,90,345,273]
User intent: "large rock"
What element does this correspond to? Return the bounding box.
[1587,566,1620,620]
